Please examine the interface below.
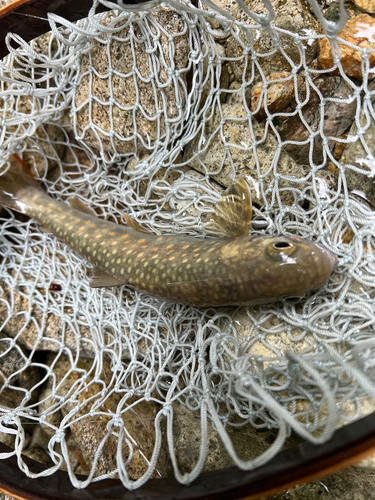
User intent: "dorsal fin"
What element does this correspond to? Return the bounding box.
[90,267,127,288]
[69,198,97,217]
[206,176,252,238]
[123,214,151,234]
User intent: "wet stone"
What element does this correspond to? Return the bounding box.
[0,285,99,359]
[277,77,357,166]
[172,403,233,473]
[267,467,375,499]
[183,100,307,207]
[318,14,375,80]
[72,8,189,156]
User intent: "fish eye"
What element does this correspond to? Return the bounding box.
[273,241,293,250]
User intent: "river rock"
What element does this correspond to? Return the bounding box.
[318,14,375,80]
[251,72,298,120]
[172,403,233,473]
[183,100,307,207]
[0,284,142,360]
[277,77,357,166]
[336,81,375,206]
[0,331,42,409]
[0,285,100,358]
[72,8,189,156]
[172,402,302,473]
[351,0,375,14]
[39,353,171,479]
[22,447,54,466]
[224,0,319,83]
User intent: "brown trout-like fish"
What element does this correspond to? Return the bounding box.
[0,155,337,306]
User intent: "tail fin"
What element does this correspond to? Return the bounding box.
[0,154,44,214]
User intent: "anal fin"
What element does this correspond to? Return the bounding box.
[123,214,151,234]
[90,267,127,288]
[69,198,97,217]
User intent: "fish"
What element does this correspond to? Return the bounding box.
[0,154,337,307]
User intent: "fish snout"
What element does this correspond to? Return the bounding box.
[309,245,338,291]
[320,245,338,273]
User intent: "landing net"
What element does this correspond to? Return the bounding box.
[0,0,375,489]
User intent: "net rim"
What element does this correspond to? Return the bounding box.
[1,0,375,497]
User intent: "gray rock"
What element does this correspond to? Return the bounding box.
[172,403,233,473]
[183,100,307,206]
[335,81,375,207]
[0,430,31,450]
[20,422,84,473]
[224,0,319,83]
[39,353,172,479]
[0,330,42,409]
[0,285,101,359]
[72,8,189,156]
[22,446,54,467]
[172,402,302,474]
[268,467,375,499]
[277,77,357,166]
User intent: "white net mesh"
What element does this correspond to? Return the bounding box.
[0,0,375,489]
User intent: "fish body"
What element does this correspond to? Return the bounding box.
[0,156,337,307]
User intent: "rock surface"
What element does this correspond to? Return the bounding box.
[318,14,375,80]
[277,77,357,166]
[336,81,375,206]
[0,331,42,409]
[183,100,307,206]
[224,0,319,83]
[251,72,297,120]
[0,285,100,359]
[0,284,141,360]
[38,353,171,479]
[261,467,375,499]
[73,8,189,156]
[352,0,375,14]
[0,92,66,180]
[172,402,302,474]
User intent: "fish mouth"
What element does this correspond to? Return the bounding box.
[283,296,304,304]
[323,247,338,272]
[314,243,338,272]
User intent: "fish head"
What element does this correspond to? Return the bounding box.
[240,235,338,304]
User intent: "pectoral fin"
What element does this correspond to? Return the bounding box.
[206,176,252,238]
[90,267,127,288]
